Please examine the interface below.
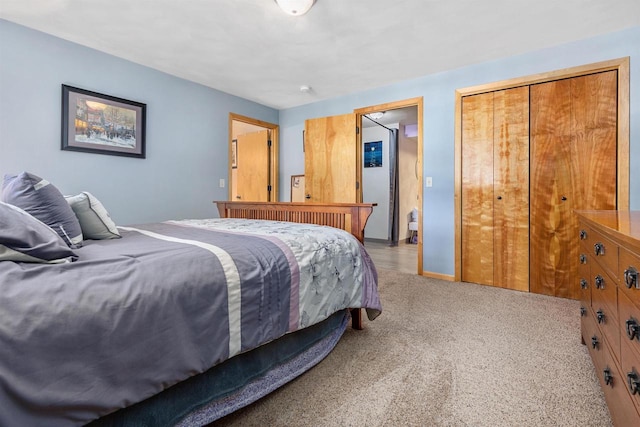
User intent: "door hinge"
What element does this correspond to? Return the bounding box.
[356,126,360,134]
[267,139,272,147]
[267,185,272,192]
[356,181,360,190]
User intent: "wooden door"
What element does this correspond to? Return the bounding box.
[304,113,358,203]
[461,88,529,290]
[530,71,617,298]
[493,87,530,291]
[235,129,270,201]
[461,92,495,285]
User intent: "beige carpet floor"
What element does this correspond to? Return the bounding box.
[212,269,612,427]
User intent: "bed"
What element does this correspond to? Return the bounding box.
[0,180,381,427]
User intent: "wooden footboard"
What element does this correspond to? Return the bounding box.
[214,201,375,244]
[214,200,376,330]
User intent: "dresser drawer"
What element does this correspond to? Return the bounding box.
[620,336,640,419]
[603,339,640,426]
[620,247,640,298]
[591,262,618,324]
[619,289,640,361]
[589,227,619,280]
[593,302,620,362]
[583,306,604,371]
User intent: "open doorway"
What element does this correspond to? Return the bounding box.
[354,98,423,275]
[228,113,279,202]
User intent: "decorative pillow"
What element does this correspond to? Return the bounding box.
[2,172,83,248]
[65,192,120,240]
[0,201,78,263]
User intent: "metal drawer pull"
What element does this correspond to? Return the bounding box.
[627,369,640,395]
[591,336,599,349]
[594,243,605,256]
[626,318,640,341]
[594,275,604,289]
[624,266,639,289]
[580,307,586,317]
[604,368,614,386]
[580,279,588,290]
[580,254,587,264]
[580,230,588,240]
[596,310,605,324]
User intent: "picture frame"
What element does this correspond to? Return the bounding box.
[61,84,146,158]
[290,175,305,202]
[364,141,383,167]
[231,139,238,169]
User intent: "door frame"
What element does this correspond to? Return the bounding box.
[454,57,630,282]
[354,96,424,275]
[228,113,279,202]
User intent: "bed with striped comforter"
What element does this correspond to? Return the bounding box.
[0,218,381,426]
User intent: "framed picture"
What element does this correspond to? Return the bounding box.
[290,174,305,202]
[364,141,383,167]
[231,139,238,169]
[61,85,146,158]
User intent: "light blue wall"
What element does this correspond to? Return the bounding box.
[279,25,640,276]
[0,19,278,225]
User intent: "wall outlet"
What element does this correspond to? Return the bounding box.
[425,177,433,187]
[219,178,225,188]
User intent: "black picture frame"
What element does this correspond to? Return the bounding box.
[231,139,238,169]
[61,84,146,158]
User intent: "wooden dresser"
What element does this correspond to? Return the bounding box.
[577,211,640,425]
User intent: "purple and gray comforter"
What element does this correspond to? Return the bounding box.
[0,219,381,426]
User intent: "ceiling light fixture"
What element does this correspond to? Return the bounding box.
[368,112,385,120]
[275,0,316,16]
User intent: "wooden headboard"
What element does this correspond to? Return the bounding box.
[214,201,376,243]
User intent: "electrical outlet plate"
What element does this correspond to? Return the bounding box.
[425,177,433,187]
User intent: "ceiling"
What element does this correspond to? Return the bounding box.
[1,0,639,110]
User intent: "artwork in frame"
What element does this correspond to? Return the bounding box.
[61,85,146,158]
[231,139,238,169]
[364,141,383,167]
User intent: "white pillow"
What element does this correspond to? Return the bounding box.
[65,192,120,240]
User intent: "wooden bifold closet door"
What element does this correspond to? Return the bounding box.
[530,71,618,298]
[462,70,618,298]
[461,86,530,292]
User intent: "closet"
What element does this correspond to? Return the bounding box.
[459,63,623,299]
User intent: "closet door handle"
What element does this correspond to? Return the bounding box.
[580,306,586,316]
[561,196,567,201]
[580,279,588,290]
[596,310,605,324]
[591,336,599,349]
[580,230,588,240]
[580,254,587,264]
[496,196,502,200]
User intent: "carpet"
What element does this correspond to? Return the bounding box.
[213,269,612,427]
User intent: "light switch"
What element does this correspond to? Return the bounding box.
[219,179,225,188]
[425,177,433,187]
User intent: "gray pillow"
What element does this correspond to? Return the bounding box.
[66,192,121,240]
[2,172,83,248]
[0,201,78,263]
